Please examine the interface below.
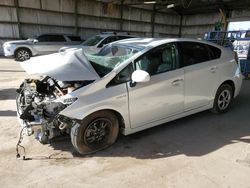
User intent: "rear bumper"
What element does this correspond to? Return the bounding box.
[233,67,243,98]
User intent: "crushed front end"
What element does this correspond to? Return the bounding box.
[16,76,90,144]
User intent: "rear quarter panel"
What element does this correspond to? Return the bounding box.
[216,48,242,98]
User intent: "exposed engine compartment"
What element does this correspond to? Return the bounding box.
[16,76,92,143]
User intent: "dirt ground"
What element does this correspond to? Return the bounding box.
[0,57,250,188]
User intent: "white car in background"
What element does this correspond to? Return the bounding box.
[59,32,135,54]
[3,33,82,61]
[16,38,242,155]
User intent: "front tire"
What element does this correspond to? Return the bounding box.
[15,48,31,61]
[211,84,233,114]
[71,111,119,155]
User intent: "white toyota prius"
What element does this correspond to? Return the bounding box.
[16,38,242,155]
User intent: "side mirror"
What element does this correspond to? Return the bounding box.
[131,70,150,83]
[33,39,38,43]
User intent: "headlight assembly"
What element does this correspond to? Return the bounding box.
[62,97,78,105]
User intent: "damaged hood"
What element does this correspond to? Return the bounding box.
[20,49,100,81]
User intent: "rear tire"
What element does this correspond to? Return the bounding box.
[211,84,233,114]
[15,48,31,61]
[70,111,119,155]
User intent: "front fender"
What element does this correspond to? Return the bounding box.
[60,84,130,128]
[15,45,34,56]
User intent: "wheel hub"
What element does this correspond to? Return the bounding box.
[218,90,231,110]
[84,118,111,146]
[18,50,30,61]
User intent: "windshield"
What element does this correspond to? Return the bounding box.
[82,35,104,46]
[86,45,139,77]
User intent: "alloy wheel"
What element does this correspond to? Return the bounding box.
[17,50,30,61]
[84,118,111,148]
[218,90,231,110]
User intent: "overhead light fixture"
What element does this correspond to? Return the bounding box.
[144,1,157,4]
[166,4,175,8]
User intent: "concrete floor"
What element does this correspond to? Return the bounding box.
[0,58,250,188]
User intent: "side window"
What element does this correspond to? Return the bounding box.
[98,36,118,48]
[135,43,178,75]
[208,45,221,59]
[107,63,133,87]
[37,35,51,42]
[67,36,82,41]
[49,35,66,42]
[178,42,210,67]
[37,35,66,42]
[109,36,119,43]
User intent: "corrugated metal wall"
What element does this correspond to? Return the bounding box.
[181,9,250,38]
[0,0,180,55]
[181,12,221,38]
[0,0,249,55]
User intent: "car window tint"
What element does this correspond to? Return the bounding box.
[135,43,178,75]
[37,35,50,42]
[107,63,133,86]
[38,35,66,42]
[105,36,117,44]
[68,36,82,41]
[49,35,66,42]
[208,45,221,59]
[178,42,210,67]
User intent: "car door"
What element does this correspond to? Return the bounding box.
[177,42,220,111]
[33,34,68,54]
[128,43,184,128]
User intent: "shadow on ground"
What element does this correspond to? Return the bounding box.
[0,110,17,116]
[0,70,25,72]
[0,88,17,100]
[46,80,250,159]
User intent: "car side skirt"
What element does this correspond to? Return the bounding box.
[121,103,213,135]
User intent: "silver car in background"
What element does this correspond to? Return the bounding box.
[3,33,82,61]
[16,38,242,155]
[59,32,135,54]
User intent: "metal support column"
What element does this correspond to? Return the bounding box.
[119,0,124,32]
[74,0,79,35]
[14,0,22,39]
[178,14,183,37]
[151,4,156,37]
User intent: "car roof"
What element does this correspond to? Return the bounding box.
[97,34,134,37]
[39,33,80,37]
[111,37,223,51]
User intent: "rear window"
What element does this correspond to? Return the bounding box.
[68,36,82,41]
[178,42,210,67]
[208,45,221,59]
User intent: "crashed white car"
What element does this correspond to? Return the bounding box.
[16,38,242,155]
